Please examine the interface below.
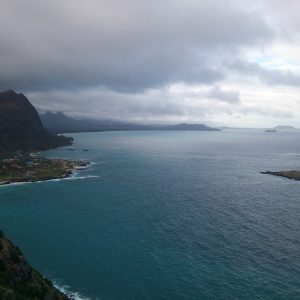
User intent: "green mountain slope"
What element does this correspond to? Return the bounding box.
[0,90,71,155]
[0,230,68,300]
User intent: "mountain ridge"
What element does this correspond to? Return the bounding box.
[0,90,72,156]
[40,111,220,133]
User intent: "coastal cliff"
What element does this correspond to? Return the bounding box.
[0,230,68,300]
[0,90,71,155]
[0,91,81,298]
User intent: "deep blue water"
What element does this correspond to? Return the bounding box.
[1,130,300,299]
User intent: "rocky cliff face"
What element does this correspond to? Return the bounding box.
[0,230,69,300]
[0,90,71,155]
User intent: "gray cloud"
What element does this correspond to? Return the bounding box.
[205,86,240,104]
[2,0,300,127]
[225,59,300,86]
[0,0,274,93]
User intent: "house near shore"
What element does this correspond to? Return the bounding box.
[10,164,21,169]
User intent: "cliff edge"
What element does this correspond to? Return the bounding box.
[0,230,69,299]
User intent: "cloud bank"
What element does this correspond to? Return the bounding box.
[1,0,300,126]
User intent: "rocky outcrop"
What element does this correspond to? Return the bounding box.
[0,90,72,155]
[0,230,69,300]
[261,170,300,180]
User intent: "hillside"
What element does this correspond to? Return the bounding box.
[0,90,72,155]
[40,111,94,131]
[0,230,69,300]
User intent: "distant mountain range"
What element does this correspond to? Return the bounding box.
[0,90,71,155]
[40,111,220,133]
[219,125,299,131]
[162,123,219,131]
[263,125,299,132]
[40,111,153,132]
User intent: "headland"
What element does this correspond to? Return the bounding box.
[261,170,300,181]
[0,152,88,185]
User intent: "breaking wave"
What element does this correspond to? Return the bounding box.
[54,283,91,300]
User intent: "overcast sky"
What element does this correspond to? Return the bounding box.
[1,0,300,127]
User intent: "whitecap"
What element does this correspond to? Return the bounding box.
[46,175,99,182]
[68,175,99,180]
[54,283,91,300]
[0,174,99,187]
[0,181,27,187]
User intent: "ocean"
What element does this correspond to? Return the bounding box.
[0,130,300,299]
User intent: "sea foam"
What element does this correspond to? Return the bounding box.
[54,283,91,300]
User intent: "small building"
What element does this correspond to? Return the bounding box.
[10,164,21,169]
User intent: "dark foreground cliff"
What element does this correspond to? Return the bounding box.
[0,230,69,300]
[0,90,71,156]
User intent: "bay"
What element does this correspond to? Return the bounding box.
[0,130,300,299]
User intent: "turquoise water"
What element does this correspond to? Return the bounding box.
[1,130,300,299]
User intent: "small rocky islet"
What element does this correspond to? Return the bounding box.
[261,170,300,181]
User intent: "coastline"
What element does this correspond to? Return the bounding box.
[0,155,89,186]
[0,149,90,299]
[260,170,300,181]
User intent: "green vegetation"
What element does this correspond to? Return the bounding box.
[0,230,69,300]
[0,153,88,185]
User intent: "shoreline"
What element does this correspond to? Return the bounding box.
[0,154,89,186]
[260,170,300,181]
